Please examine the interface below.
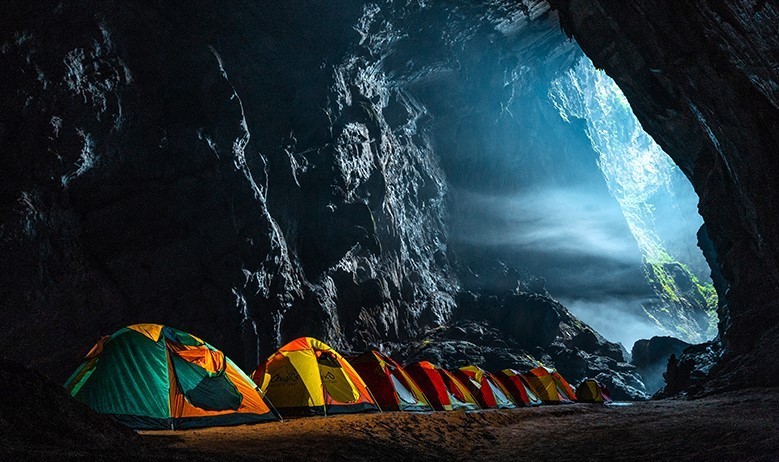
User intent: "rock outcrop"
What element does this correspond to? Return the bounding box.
[631,336,692,394]
[395,256,649,400]
[548,0,779,392]
[0,358,140,457]
[0,0,459,379]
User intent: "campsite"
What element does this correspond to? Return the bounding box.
[3,324,771,460]
[3,1,779,460]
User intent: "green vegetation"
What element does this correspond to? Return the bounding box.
[644,260,719,339]
[644,262,681,303]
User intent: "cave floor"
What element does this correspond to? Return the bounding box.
[11,388,777,461]
[131,388,779,462]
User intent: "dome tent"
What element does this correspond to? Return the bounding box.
[576,379,612,404]
[65,324,278,430]
[349,350,433,412]
[454,365,517,409]
[525,366,577,404]
[252,337,379,416]
[493,369,543,406]
[405,361,480,411]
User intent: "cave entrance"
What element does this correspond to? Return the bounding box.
[411,13,719,351]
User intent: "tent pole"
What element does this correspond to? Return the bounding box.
[363,378,383,414]
[258,386,284,422]
[322,381,328,417]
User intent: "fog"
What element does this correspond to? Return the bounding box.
[443,52,714,349]
[559,298,665,351]
[454,187,644,265]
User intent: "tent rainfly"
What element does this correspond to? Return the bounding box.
[493,369,543,406]
[525,366,577,404]
[349,350,433,412]
[65,324,278,430]
[454,365,517,409]
[405,361,480,411]
[576,379,612,404]
[252,337,379,416]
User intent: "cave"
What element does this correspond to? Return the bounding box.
[1,0,778,459]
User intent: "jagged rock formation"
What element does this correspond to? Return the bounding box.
[548,0,779,392]
[549,57,718,343]
[631,336,692,394]
[0,1,461,379]
[2,0,641,386]
[1,0,772,400]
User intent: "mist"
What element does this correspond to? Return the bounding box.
[559,297,666,351]
[454,187,644,265]
[438,49,714,349]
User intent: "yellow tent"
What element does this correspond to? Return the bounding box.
[576,379,612,403]
[251,337,379,416]
[525,366,576,404]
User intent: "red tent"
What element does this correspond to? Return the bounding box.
[454,366,517,409]
[493,369,542,406]
[349,350,432,412]
[405,361,480,411]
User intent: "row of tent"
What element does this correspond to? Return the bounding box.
[65,324,611,430]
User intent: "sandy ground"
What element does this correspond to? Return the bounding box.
[6,388,777,461]
[133,388,779,462]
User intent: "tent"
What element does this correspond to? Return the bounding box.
[454,366,516,409]
[405,361,480,411]
[64,324,278,430]
[576,379,612,404]
[493,369,542,406]
[525,366,577,404]
[251,337,379,416]
[349,350,432,412]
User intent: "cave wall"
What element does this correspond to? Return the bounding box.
[3,0,774,395]
[0,0,462,379]
[548,0,779,388]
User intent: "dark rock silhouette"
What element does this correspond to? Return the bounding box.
[0,358,141,456]
[631,336,692,394]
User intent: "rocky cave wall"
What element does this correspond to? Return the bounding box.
[548,0,779,390]
[0,0,642,392]
[1,0,462,378]
[2,0,774,395]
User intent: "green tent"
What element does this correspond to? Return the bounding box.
[65,324,278,429]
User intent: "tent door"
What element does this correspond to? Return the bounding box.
[390,373,417,405]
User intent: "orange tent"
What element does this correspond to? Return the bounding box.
[405,361,480,411]
[525,366,577,404]
[65,324,278,429]
[252,337,378,416]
